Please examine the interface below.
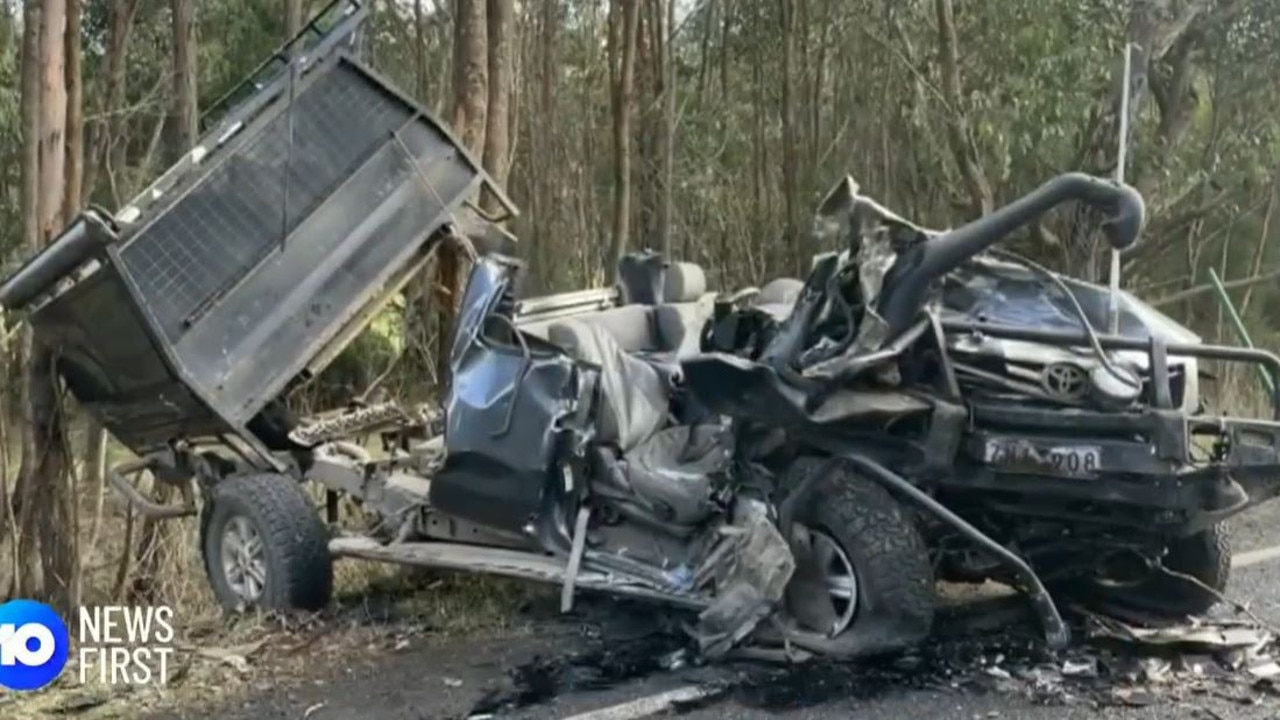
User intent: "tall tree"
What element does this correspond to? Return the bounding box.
[26,0,75,610]
[164,0,197,166]
[63,0,85,606]
[452,0,488,154]
[777,0,801,275]
[436,0,490,384]
[82,0,139,206]
[1067,0,1217,280]
[63,0,82,216]
[482,0,514,209]
[606,0,639,281]
[934,0,992,220]
[285,0,303,40]
[10,0,43,598]
[654,0,677,257]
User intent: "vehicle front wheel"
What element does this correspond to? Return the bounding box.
[1090,524,1230,619]
[200,473,333,613]
[772,458,935,657]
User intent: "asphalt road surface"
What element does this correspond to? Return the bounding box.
[149,498,1280,720]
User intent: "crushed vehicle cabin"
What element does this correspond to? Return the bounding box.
[5,0,1280,663]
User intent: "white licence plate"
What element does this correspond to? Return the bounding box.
[984,439,1101,479]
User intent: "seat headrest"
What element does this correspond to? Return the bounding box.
[663,262,707,303]
[757,277,804,306]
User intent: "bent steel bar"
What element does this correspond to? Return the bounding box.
[106,458,198,519]
[940,319,1280,420]
[813,443,1071,651]
[878,173,1145,337]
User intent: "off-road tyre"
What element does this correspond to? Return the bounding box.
[777,457,935,656]
[201,473,333,613]
[1092,524,1231,619]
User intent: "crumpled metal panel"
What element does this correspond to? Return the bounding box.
[429,256,580,532]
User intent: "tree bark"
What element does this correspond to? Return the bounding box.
[414,0,427,100]
[82,0,139,206]
[654,0,676,257]
[606,0,639,282]
[63,0,82,214]
[452,0,488,154]
[164,0,197,165]
[778,0,802,275]
[933,0,992,219]
[26,0,74,611]
[10,0,42,597]
[62,0,85,608]
[437,0,490,386]
[1067,0,1214,279]
[285,0,303,40]
[482,0,514,209]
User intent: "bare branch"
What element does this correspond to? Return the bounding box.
[1148,266,1280,308]
[933,0,991,218]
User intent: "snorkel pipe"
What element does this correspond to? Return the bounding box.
[876,172,1145,338]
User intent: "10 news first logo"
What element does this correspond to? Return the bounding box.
[0,599,175,692]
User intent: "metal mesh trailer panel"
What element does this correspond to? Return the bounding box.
[0,4,508,457]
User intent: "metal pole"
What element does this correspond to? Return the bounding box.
[1208,267,1275,393]
[1108,43,1133,335]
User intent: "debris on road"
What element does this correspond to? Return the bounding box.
[461,595,1280,718]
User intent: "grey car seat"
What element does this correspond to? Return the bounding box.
[545,262,726,526]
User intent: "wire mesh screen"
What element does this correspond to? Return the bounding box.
[118,62,414,342]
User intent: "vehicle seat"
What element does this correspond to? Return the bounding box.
[752,276,804,321]
[594,422,729,526]
[758,277,803,306]
[547,263,724,526]
[652,262,716,358]
[547,317,669,453]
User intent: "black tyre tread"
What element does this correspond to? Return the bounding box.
[1198,523,1232,591]
[1153,523,1231,614]
[204,473,333,612]
[1088,523,1230,619]
[789,458,935,647]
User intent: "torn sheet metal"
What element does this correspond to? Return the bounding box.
[806,176,1201,373]
[809,175,933,357]
[691,499,796,658]
[1085,615,1273,653]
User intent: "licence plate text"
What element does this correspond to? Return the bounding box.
[984,439,1101,479]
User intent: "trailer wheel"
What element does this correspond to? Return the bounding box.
[201,473,333,612]
[1092,524,1230,618]
[773,458,935,656]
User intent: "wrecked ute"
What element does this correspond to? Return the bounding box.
[694,173,1280,645]
[5,2,1280,664]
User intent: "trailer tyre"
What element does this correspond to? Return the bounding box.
[775,458,935,656]
[201,473,333,613]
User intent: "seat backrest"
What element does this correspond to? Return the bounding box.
[546,316,668,451]
[757,277,804,306]
[653,262,715,357]
[523,261,714,357]
[550,303,659,352]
